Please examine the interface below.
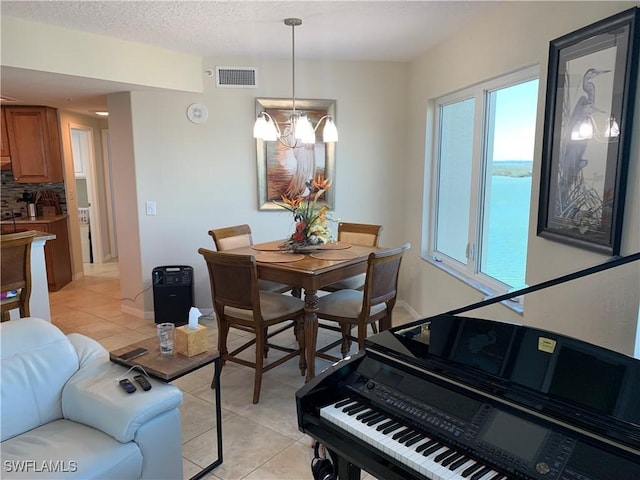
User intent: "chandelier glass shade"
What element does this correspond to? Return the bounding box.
[570,114,620,142]
[253,18,338,148]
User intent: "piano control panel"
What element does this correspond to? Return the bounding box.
[339,355,634,480]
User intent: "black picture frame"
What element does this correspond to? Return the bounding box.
[537,7,639,256]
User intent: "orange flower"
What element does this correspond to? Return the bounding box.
[280,194,302,210]
[312,175,332,191]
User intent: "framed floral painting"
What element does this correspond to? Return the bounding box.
[255,97,336,211]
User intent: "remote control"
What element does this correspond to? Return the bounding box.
[134,375,152,391]
[119,378,137,394]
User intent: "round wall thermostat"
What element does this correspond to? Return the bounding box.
[186,103,208,123]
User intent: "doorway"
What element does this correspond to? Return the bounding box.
[70,125,103,264]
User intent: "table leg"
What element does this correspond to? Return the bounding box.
[190,357,223,479]
[303,288,319,382]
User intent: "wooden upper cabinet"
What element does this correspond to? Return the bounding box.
[4,106,64,183]
[1,107,11,169]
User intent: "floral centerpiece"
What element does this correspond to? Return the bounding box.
[278,175,334,252]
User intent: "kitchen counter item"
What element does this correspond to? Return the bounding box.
[1,214,68,226]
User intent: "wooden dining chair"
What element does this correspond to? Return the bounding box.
[208,224,293,294]
[316,243,410,360]
[1,230,37,322]
[321,222,384,293]
[198,248,306,404]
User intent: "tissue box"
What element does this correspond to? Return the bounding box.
[175,324,208,357]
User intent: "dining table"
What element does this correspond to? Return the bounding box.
[223,240,380,381]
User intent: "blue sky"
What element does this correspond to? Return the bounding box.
[492,79,539,162]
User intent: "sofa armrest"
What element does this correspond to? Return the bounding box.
[62,361,183,443]
[67,332,109,367]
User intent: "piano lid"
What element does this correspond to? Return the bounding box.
[365,315,640,449]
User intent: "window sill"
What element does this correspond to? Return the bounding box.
[423,256,524,315]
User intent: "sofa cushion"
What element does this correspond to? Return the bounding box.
[1,419,143,479]
[1,318,79,441]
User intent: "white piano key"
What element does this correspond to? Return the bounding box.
[320,400,496,480]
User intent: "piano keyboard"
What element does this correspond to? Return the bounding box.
[320,398,510,480]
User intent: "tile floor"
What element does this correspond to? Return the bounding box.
[49,261,414,480]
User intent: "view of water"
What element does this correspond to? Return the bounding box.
[483,161,532,288]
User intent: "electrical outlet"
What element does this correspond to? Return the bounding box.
[145,201,156,216]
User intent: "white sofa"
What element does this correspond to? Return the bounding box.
[0,318,184,479]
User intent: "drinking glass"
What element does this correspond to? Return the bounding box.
[157,323,175,356]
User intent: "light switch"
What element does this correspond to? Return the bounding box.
[146,201,156,216]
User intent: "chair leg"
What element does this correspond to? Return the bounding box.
[264,327,269,358]
[291,287,302,299]
[253,328,265,404]
[371,322,378,334]
[340,324,352,358]
[211,319,230,389]
[1,311,10,322]
[357,323,367,351]
[294,315,306,376]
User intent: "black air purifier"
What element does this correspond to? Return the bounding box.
[152,265,193,326]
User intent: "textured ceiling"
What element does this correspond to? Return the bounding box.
[0,0,497,114]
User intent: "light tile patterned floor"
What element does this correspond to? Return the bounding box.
[49,261,413,479]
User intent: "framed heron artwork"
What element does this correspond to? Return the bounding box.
[254,98,336,211]
[537,7,639,255]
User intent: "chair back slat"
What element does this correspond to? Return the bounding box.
[208,224,253,251]
[363,243,410,309]
[337,222,383,247]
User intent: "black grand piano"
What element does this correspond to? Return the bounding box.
[297,314,640,480]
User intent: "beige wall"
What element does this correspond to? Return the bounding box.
[122,57,408,313]
[404,1,639,355]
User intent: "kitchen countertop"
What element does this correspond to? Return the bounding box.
[0,214,68,225]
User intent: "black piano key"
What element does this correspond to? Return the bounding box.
[471,466,492,480]
[376,419,396,431]
[405,433,426,447]
[334,398,354,408]
[449,455,470,470]
[434,448,455,463]
[398,429,420,444]
[347,404,369,416]
[422,442,444,456]
[366,413,387,426]
[355,409,375,421]
[487,473,506,480]
[462,462,484,478]
[416,438,437,453]
[392,427,412,440]
[382,422,403,435]
[358,410,380,423]
[441,451,464,467]
[342,402,362,413]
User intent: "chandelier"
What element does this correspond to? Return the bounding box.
[253,18,338,148]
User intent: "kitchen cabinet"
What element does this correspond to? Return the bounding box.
[4,106,64,183]
[1,107,11,169]
[1,216,72,291]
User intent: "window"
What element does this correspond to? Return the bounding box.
[429,67,539,296]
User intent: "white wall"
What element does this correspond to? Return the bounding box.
[404,1,640,355]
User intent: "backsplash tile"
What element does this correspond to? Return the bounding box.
[1,170,67,217]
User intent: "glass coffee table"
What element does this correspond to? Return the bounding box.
[110,337,222,479]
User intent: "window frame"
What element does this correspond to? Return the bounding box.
[427,66,540,305]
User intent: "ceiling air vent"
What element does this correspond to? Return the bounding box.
[215,66,257,88]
